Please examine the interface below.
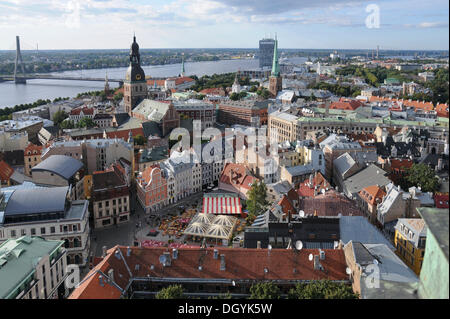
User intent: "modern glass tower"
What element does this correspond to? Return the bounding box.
[259,37,276,68]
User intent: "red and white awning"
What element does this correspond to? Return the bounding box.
[202,195,242,215]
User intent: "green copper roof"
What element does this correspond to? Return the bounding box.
[0,236,64,299]
[271,35,280,76]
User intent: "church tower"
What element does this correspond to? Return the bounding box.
[232,70,241,94]
[104,72,110,95]
[268,35,282,98]
[124,35,148,115]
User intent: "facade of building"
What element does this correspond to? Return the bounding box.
[0,130,28,152]
[132,100,180,137]
[394,218,427,276]
[24,143,42,177]
[417,207,449,299]
[31,155,84,187]
[136,164,168,214]
[68,107,96,124]
[0,236,68,299]
[92,164,130,228]
[218,100,269,127]
[124,36,148,115]
[0,185,90,266]
[173,100,215,130]
[69,245,350,299]
[93,113,113,128]
[41,138,134,175]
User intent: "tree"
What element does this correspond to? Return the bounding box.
[246,181,268,216]
[155,285,184,299]
[134,134,146,145]
[287,280,358,299]
[53,110,68,127]
[249,282,281,299]
[230,92,239,101]
[249,85,258,93]
[77,117,96,129]
[60,119,75,129]
[113,92,123,102]
[399,163,440,193]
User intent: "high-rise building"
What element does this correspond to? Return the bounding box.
[259,37,275,68]
[124,35,147,115]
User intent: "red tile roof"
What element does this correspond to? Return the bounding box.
[370,96,436,112]
[70,107,95,116]
[299,190,364,217]
[24,143,43,156]
[219,163,258,190]
[330,98,363,111]
[0,160,14,182]
[359,185,386,206]
[297,172,331,198]
[69,245,349,299]
[146,79,166,87]
[435,103,449,118]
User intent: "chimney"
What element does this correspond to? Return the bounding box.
[220,254,226,271]
[172,248,178,260]
[257,241,261,249]
[163,252,172,266]
[98,275,105,287]
[107,269,114,283]
[313,255,321,270]
[319,249,325,260]
[102,246,107,258]
[213,249,219,259]
[127,246,131,257]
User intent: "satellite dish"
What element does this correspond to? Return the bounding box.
[295,241,303,250]
[373,259,379,265]
[308,253,313,261]
[159,255,167,265]
[268,244,272,250]
[346,267,352,275]
[299,210,305,218]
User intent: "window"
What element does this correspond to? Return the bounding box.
[40,227,46,235]
[50,227,55,234]
[21,229,26,236]
[31,228,36,235]
[10,230,16,237]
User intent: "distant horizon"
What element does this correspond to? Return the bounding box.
[1,47,449,53]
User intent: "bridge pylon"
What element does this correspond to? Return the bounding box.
[14,36,26,84]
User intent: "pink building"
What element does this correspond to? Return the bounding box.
[137,164,168,213]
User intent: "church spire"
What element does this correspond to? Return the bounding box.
[180,54,185,77]
[271,33,279,77]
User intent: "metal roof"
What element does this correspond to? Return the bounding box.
[340,216,394,249]
[4,186,69,216]
[32,155,83,180]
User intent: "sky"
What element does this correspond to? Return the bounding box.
[0,0,448,50]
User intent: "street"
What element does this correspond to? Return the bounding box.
[90,191,204,257]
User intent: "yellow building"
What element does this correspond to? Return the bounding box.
[394,218,427,276]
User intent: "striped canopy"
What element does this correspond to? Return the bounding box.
[202,194,242,215]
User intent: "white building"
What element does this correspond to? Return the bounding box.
[0,130,28,152]
[0,184,90,266]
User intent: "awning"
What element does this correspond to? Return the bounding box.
[202,194,242,215]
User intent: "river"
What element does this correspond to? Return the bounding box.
[0,58,269,108]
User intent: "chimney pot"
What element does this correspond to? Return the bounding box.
[220,254,226,271]
[257,241,261,249]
